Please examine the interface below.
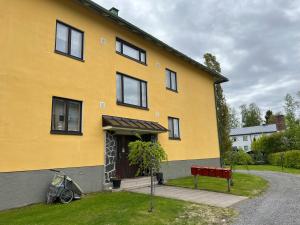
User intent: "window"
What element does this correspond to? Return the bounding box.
[243,135,248,141]
[116,38,146,64]
[116,73,148,109]
[55,21,84,60]
[166,69,177,91]
[168,117,180,139]
[244,146,249,151]
[233,137,237,142]
[51,97,82,135]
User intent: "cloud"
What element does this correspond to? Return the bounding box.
[94,0,300,115]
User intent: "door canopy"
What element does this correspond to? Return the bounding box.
[102,115,168,134]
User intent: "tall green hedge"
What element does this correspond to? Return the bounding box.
[268,150,300,169]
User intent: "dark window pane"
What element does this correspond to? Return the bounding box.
[141,82,147,107]
[168,118,173,138]
[68,101,81,131]
[116,40,121,52]
[116,39,146,64]
[116,73,147,108]
[173,119,179,138]
[52,99,66,131]
[56,23,68,53]
[171,72,177,90]
[140,52,146,63]
[166,70,171,88]
[70,29,83,58]
[123,76,141,106]
[123,44,140,60]
[116,74,122,102]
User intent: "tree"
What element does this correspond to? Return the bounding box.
[265,110,276,124]
[284,93,299,129]
[229,107,240,128]
[204,53,232,161]
[128,137,167,212]
[240,103,262,127]
[298,91,300,119]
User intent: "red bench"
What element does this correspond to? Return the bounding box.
[191,166,232,192]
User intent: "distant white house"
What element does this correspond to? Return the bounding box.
[230,124,278,152]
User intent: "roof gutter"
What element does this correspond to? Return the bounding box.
[76,0,229,84]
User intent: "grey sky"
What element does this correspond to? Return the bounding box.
[93,0,300,115]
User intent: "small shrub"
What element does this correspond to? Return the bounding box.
[267,152,283,166]
[224,148,253,168]
[268,150,300,169]
[284,150,300,169]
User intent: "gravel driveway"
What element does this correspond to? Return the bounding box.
[232,170,300,225]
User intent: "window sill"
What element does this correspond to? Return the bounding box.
[117,101,149,111]
[54,50,85,62]
[50,130,83,136]
[169,137,181,141]
[166,87,178,93]
[116,51,147,66]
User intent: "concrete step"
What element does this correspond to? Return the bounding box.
[121,176,157,190]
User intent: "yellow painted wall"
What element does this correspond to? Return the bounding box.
[0,0,220,172]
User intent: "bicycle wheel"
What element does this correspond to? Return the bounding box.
[59,189,74,204]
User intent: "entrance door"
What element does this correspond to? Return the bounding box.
[116,135,139,179]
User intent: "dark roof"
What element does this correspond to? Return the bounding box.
[76,0,229,84]
[102,115,168,133]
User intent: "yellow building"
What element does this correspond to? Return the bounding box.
[0,0,228,210]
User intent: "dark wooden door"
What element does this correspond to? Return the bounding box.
[116,135,139,179]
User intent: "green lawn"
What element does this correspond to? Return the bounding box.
[167,172,268,197]
[0,192,235,225]
[233,165,300,175]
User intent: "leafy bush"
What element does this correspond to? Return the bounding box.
[268,152,284,166]
[251,132,287,155]
[128,139,167,176]
[268,150,300,169]
[249,151,266,164]
[224,148,254,168]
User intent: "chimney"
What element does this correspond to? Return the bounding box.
[274,115,286,131]
[109,7,119,16]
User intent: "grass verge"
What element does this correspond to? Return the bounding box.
[0,192,235,225]
[233,165,300,175]
[167,172,268,197]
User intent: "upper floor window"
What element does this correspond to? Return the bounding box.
[243,135,248,141]
[168,117,180,140]
[51,97,82,135]
[166,69,177,92]
[116,73,148,109]
[55,21,84,60]
[116,38,146,64]
[232,137,237,142]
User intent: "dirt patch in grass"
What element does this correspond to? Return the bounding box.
[171,203,237,225]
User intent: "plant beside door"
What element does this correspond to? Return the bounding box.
[128,135,167,212]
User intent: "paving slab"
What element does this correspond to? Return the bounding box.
[129,185,247,208]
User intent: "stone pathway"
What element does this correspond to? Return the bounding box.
[129,185,247,208]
